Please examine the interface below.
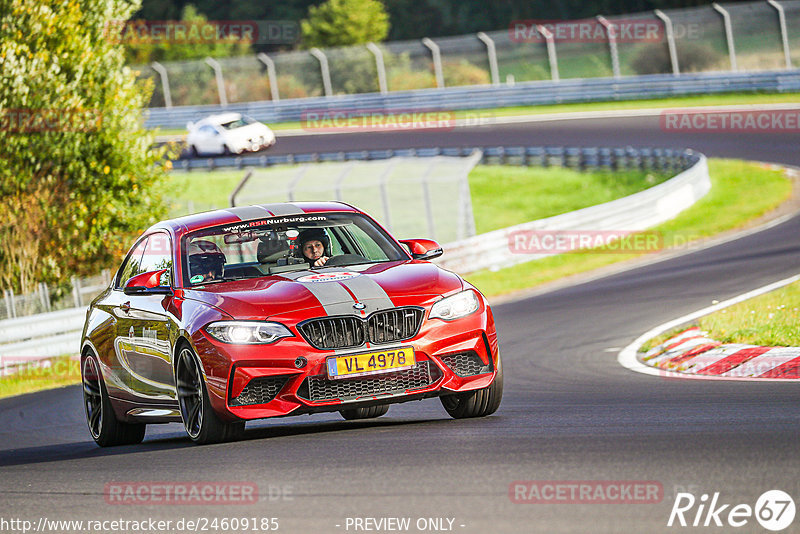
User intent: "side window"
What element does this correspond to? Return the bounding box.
[116,238,148,288]
[139,233,173,287]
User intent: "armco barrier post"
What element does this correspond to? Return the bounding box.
[150,62,173,108]
[204,57,229,107]
[537,25,560,82]
[366,43,388,94]
[256,53,281,101]
[477,32,500,86]
[597,16,621,79]
[654,10,680,75]
[713,3,738,72]
[309,48,333,97]
[422,38,445,89]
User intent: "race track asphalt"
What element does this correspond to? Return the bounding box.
[1,114,798,533]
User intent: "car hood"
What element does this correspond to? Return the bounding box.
[181,260,463,320]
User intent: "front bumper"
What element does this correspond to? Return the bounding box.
[192,305,499,422]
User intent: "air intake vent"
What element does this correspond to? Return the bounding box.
[439,351,491,377]
[368,308,425,345]
[299,361,440,402]
[230,375,290,406]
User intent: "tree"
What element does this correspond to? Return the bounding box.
[301,0,389,49]
[123,4,253,65]
[0,0,170,294]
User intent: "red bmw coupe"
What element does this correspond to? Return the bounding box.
[80,202,502,446]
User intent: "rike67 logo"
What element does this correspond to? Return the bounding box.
[668,490,796,531]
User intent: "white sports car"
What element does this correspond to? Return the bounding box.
[186,112,276,156]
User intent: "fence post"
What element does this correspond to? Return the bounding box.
[767,0,793,69]
[477,32,500,86]
[422,38,445,89]
[334,163,355,201]
[309,48,333,97]
[230,170,254,207]
[377,160,398,231]
[654,10,680,75]
[597,16,621,78]
[420,161,438,240]
[204,57,229,106]
[712,3,738,72]
[71,276,82,308]
[537,25,560,82]
[287,166,310,202]
[366,43,388,94]
[3,289,13,319]
[256,53,281,101]
[150,62,173,108]
[39,283,51,312]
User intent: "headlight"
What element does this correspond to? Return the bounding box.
[205,321,292,344]
[429,290,480,321]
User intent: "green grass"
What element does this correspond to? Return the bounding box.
[151,92,800,136]
[697,282,800,346]
[0,356,81,399]
[466,159,792,297]
[643,281,800,351]
[163,165,669,227]
[469,166,669,233]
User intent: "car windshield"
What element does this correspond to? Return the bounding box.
[181,212,407,286]
[220,116,256,130]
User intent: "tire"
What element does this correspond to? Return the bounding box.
[175,345,244,444]
[340,404,390,420]
[82,353,146,447]
[440,354,503,419]
[222,144,232,156]
[190,145,199,158]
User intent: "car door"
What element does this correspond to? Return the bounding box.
[115,232,177,403]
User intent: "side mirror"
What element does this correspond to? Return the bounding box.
[399,239,443,260]
[124,269,173,295]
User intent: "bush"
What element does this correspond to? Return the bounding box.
[0,0,168,293]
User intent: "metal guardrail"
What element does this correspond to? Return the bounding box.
[436,152,710,274]
[172,144,695,172]
[145,70,800,130]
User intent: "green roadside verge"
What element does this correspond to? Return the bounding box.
[152,92,800,136]
[0,356,80,399]
[642,281,800,352]
[465,159,791,297]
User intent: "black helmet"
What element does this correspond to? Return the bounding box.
[188,240,226,280]
[297,228,331,257]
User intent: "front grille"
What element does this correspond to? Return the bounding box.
[298,316,366,349]
[298,307,424,350]
[300,361,441,402]
[230,375,290,406]
[439,351,491,377]
[368,308,425,344]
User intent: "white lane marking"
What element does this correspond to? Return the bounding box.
[617,273,800,381]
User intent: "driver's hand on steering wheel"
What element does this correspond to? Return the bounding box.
[313,256,329,267]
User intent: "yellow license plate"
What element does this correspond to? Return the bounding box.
[326,347,415,379]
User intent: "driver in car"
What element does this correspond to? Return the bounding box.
[298,228,331,267]
[187,240,226,282]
